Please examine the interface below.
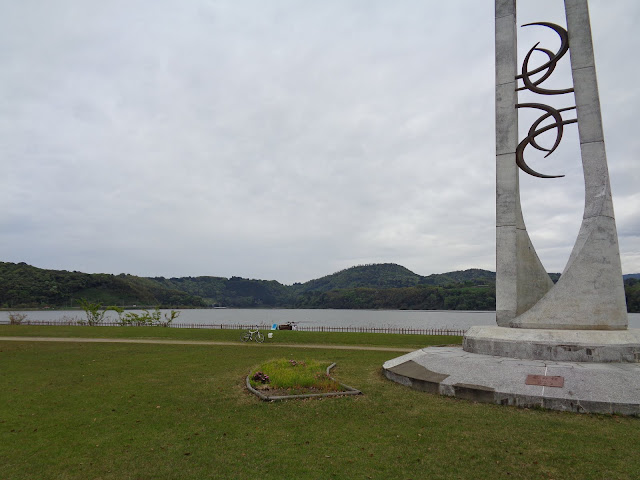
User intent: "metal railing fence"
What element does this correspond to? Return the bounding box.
[2,320,466,336]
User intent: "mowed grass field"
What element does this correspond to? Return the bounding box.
[1,326,638,480]
[0,324,454,350]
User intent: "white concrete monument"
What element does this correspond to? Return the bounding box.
[465,0,640,361]
[383,0,640,414]
[495,0,626,331]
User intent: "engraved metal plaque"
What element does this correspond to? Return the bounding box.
[525,375,564,388]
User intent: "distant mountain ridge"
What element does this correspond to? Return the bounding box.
[292,264,496,293]
[1,261,639,312]
[0,262,207,308]
[0,261,495,308]
[292,264,422,292]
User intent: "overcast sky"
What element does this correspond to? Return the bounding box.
[1,0,638,284]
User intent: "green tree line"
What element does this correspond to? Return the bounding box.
[1,261,638,313]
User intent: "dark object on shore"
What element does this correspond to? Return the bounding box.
[278,322,298,330]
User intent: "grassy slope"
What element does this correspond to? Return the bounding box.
[1,328,638,480]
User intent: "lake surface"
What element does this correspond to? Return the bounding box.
[2,309,639,331]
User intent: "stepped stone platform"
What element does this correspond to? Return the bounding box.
[464,326,640,363]
[383,346,640,415]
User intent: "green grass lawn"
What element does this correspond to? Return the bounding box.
[0,324,459,350]
[1,326,638,479]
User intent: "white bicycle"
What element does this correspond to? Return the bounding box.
[241,327,265,343]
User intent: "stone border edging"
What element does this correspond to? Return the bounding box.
[246,363,362,402]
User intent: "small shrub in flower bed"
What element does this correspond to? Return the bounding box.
[248,358,345,394]
[252,371,270,384]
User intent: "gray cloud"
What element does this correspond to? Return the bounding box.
[1,0,638,283]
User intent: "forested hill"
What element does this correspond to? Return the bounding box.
[0,261,495,309]
[1,261,639,312]
[290,264,499,293]
[0,262,207,308]
[291,264,423,292]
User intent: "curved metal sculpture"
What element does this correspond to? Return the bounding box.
[515,23,577,179]
[515,103,576,178]
[516,23,574,95]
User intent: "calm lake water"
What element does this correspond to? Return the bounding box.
[2,309,639,331]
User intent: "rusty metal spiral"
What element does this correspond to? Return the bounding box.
[515,103,577,178]
[515,22,577,178]
[516,22,574,95]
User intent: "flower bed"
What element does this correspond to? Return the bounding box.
[246,358,361,401]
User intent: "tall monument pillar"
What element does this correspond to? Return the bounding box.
[495,0,554,326]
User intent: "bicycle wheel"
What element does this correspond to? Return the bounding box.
[254,331,265,343]
[241,332,252,342]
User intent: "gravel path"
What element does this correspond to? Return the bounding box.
[0,336,415,352]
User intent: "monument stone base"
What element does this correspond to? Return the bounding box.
[463,326,640,363]
[383,346,640,415]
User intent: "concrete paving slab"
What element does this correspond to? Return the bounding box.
[383,346,640,415]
